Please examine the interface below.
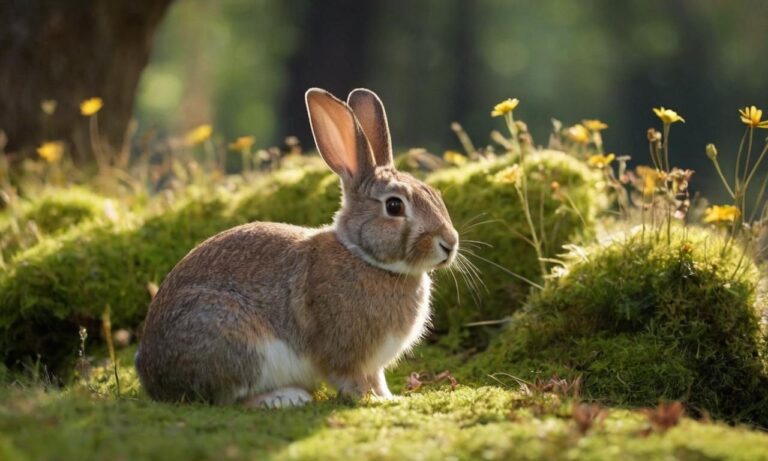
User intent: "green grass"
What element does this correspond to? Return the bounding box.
[1,352,768,461]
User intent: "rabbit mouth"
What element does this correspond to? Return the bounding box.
[434,253,456,269]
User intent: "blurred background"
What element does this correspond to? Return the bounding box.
[2,0,768,200]
[138,0,768,199]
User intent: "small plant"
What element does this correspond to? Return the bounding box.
[100,306,120,397]
[492,98,546,276]
[704,106,768,259]
[572,402,608,435]
[404,370,458,393]
[642,401,685,434]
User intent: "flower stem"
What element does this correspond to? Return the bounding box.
[711,158,736,198]
[734,127,748,187]
[662,123,671,172]
[515,183,546,277]
[744,127,754,185]
[89,115,108,175]
[742,141,768,196]
[504,112,544,277]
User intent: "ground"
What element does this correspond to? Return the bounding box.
[1,346,768,461]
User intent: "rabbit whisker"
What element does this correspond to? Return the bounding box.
[455,260,482,308]
[446,265,462,305]
[458,212,489,230]
[455,254,484,305]
[464,252,544,290]
[461,238,493,248]
[457,253,487,293]
[460,219,502,234]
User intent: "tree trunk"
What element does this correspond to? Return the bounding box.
[279,0,376,148]
[0,0,173,162]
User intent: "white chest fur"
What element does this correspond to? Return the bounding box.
[254,339,318,392]
[362,273,432,374]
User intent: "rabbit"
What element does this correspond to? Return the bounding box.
[135,88,459,408]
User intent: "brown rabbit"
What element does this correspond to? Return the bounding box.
[135,88,459,408]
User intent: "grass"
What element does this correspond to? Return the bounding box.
[1,350,768,461]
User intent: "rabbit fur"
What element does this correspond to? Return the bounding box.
[135,88,459,408]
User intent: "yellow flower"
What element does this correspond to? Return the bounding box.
[491,98,519,117]
[738,106,768,129]
[443,150,468,166]
[41,99,57,115]
[582,119,608,131]
[653,107,685,124]
[228,135,255,151]
[185,124,213,145]
[587,153,615,168]
[636,166,662,197]
[37,141,65,163]
[565,124,590,144]
[704,205,741,224]
[80,97,103,116]
[492,164,522,185]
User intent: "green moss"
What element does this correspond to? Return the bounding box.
[0,152,602,372]
[476,226,768,424]
[23,188,109,234]
[234,165,340,226]
[0,165,341,372]
[0,187,111,260]
[426,150,602,338]
[2,373,768,461]
[0,191,238,372]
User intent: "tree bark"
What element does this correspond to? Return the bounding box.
[0,0,173,162]
[279,0,376,149]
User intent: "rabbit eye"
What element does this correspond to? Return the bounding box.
[385,197,405,217]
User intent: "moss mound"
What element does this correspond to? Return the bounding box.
[0,193,237,371]
[475,226,768,424]
[0,166,340,372]
[0,152,600,371]
[234,167,339,226]
[23,188,109,234]
[426,150,602,337]
[0,187,111,260]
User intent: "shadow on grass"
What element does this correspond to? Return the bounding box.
[0,386,343,461]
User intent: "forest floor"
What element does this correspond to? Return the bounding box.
[2,346,768,461]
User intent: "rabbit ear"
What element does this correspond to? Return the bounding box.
[306,88,375,182]
[347,88,393,168]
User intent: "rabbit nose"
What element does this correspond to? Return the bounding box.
[438,232,458,256]
[442,229,459,249]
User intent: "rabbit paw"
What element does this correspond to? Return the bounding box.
[246,387,312,409]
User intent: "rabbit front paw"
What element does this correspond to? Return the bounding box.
[244,387,312,409]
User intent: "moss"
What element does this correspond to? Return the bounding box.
[234,165,340,226]
[0,191,238,372]
[2,368,768,461]
[0,187,111,260]
[0,152,602,372]
[0,165,341,372]
[476,225,768,424]
[22,188,109,234]
[426,150,602,338]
